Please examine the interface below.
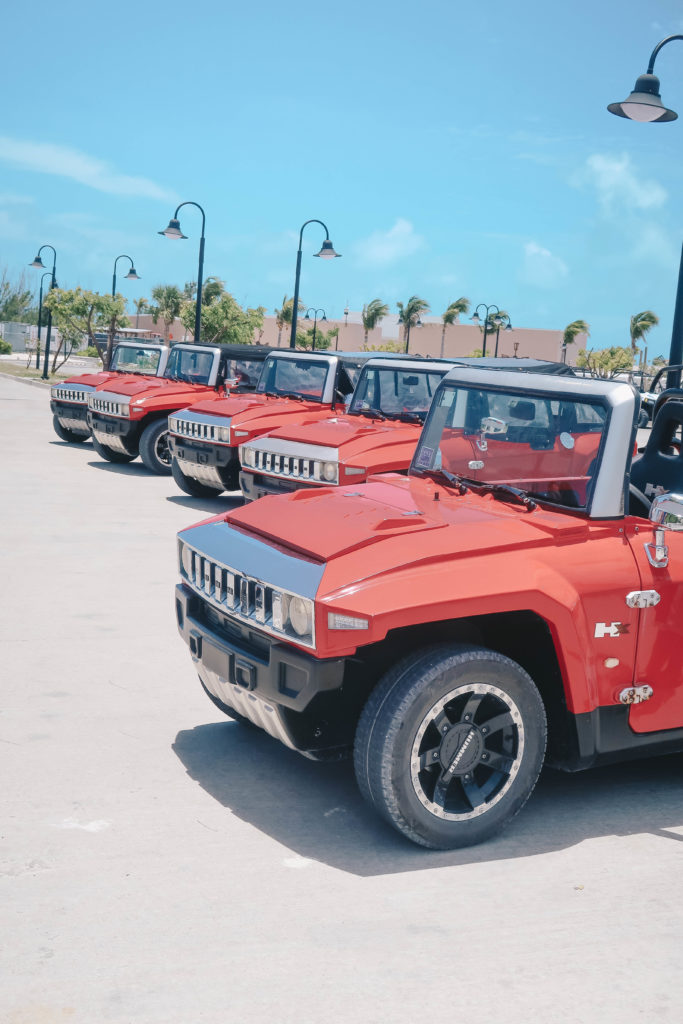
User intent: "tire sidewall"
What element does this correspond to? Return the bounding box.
[140,419,172,475]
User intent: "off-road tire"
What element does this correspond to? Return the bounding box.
[91,434,136,463]
[139,418,172,475]
[171,457,224,497]
[354,643,547,849]
[52,415,88,444]
[199,677,253,727]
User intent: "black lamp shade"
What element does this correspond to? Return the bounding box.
[125,268,141,280]
[159,218,187,239]
[608,73,678,122]
[314,239,341,259]
[30,255,45,269]
[470,312,481,325]
[504,322,513,332]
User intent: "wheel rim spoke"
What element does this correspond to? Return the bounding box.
[460,692,484,723]
[419,746,441,771]
[481,749,514,775]
[432,709,452,735]
[482,711,513,736]
[462,775,486,809]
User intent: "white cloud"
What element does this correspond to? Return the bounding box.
[353,219,424,268]
[0,136,177,203]
[577,153,667,213]
[520,241,569,289]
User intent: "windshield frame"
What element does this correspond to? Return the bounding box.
[110,343,165,376]
[162,344,221,386]
[410,368,638,519]
[348,361,448,422]
[255,354,334,403]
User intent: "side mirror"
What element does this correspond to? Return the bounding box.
[649,493,683,531]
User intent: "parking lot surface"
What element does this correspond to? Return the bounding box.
[1,375,681,1024]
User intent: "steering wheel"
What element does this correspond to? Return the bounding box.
[629,483,651,518]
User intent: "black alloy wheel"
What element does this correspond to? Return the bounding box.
[139,419,173,475]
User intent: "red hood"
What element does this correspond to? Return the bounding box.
[182,393,323,424]
[95,376,215,400]
[257,413,423,460]
[62,370,139,388]
[226,474,586,563]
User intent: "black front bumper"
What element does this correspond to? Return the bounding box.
[239,470,316,502]
[175,583,349,757]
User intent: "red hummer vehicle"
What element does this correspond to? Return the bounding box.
[175,366,683,850]
[49,339,169,443]
[167,350,373,497]
[86,343,272,474]
[239,356,575,501]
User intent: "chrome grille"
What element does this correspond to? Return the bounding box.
[252,450,317,480]
[89,395,128,416]
[52,387,91,404]
[181,544,315,648]
[172,418,219,441]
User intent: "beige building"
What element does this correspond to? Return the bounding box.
[129,311,585,366]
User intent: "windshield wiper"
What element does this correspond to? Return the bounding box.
[469,481,537,511]
[355,407,387,421]
[397,411,425,423]
[414,467,469,493]
[279,391,305,401]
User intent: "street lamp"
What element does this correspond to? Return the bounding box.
[470,303,505,358]
[112,254,140,297]
[608,34,683,387]
[289,219,341,348]
[159,202,205,343]
[493,313,513,357]
[35,271,52,370]
[29,245,57,380]
[304,307,326,350]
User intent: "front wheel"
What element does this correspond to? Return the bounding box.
[139,419,172,475]
[52,415,88,444]
[91,434,136,463]
[354,644,547,849]
[171,457,224,497]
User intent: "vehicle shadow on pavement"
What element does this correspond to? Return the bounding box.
[86,460,152,476]
[49,439,93,448]
[166,495,244,514]
[172,722,683,876]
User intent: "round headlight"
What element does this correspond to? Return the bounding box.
[288,596,312,637]
[322,461,337,482]
[218,426,231,443]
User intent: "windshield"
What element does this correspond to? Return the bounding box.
[225,357,264,389]
[412,382,609,511]
[164,347,214,384]
[348,366,446,421]
[110,345,162,374]
[256,356,329,401]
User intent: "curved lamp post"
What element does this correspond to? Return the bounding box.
[159,202,205,343]
[470,303,505,359]
[29,245,57,379]
[112,254,140,297]
[289,220,341,348]
[35,270,53,369]
[608,34,683,387]
[493,313,513,357]
[304,307,326,350]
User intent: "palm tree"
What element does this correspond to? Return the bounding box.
[274,295,303,346]
[630,311,659,361]
[150,284,183,343]
[133,297,148,329]
[397,295,430,353]
[440,297,470,357]
[562,319,590,363]
[361,299,389,347]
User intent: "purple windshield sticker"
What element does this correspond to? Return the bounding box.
[416,446,433,468]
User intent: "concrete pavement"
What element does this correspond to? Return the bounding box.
[1,375,681,1024]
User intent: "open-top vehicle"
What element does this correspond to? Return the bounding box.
[167,350,373,497]
[49,339,169,443]
[175,365,683,849]
[86,343,272,474]
[239,356,574,501]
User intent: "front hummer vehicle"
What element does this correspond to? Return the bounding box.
[86,343,272,474]
[239,358,452,501]
[49,340,169,443]
[167,350,372,497]
[175,366,683,850]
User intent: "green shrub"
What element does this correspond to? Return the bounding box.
[0,339,12,355]
[82,346,101,358]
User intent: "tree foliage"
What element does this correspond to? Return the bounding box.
[274,295,304,346]
[440,297,470,356]
[576,346,633,378]
[0,269,36,323]
[361,299,389,347]
[149,284,183,342]
[563,319,590,348]
[180,279,265,346]
[629,310,659,355]
[295,325,338,351]
[43,288,129,371]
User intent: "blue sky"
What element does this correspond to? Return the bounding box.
[2,0,683,356]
